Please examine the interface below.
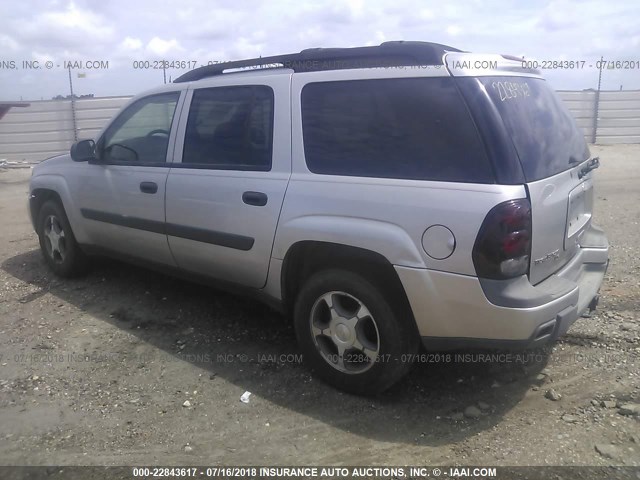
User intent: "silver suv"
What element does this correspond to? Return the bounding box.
[28,42,609,394]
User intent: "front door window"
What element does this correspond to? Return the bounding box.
[100,92,180,164]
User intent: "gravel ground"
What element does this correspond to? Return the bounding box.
[0,145,638,468]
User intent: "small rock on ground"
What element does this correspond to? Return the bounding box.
[545,389,562,401]
[618,404,640,416]
[561,414,579,423]
[594,443,620,459]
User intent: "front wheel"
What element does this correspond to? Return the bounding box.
[294,269,418,395]
[36,200,88,277]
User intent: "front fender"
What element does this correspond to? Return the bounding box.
[29,174,90,244]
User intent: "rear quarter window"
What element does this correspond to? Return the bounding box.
[479,77,590,182]
[301,77,494,183]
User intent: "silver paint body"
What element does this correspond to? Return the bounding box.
[29,53,609,344]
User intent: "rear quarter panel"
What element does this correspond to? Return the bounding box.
[273,175,526,275]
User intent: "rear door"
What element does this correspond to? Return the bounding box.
[477,76,594,284]
[165,74,290,288]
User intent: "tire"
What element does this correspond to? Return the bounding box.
[36,200,89,277]
[294,269,419,395]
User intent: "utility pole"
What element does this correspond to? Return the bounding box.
[592,56,604,144]
[68,66,78,142]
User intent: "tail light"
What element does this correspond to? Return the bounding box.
[472,199,531,280]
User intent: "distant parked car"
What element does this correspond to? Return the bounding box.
[28,41,608,394]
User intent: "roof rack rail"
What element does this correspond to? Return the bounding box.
[174,41,462,83]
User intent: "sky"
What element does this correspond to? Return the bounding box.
[0,0,639,101]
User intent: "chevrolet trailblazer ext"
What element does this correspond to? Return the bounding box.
[29,42,608,394]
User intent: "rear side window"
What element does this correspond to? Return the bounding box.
[478,77,590,182]
[182,86,273,170]
[301,77,494,183]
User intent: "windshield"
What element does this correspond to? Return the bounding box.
[478,77,590,182]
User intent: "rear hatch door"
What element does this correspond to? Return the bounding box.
[476,75,594,284]
[445,53,596,285]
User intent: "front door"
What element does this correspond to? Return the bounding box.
[72,91,183,265]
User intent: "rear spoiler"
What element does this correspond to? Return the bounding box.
[444,52,543,78]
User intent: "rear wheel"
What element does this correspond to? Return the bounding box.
[294,269,418,395]
[37,200,88,277]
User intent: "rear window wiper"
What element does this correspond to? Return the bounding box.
[578,156,600,179]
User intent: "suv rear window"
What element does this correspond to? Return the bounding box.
[301,77,494,183]
[478,77,590,182]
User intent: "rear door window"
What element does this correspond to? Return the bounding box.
[182,86,274,170]
[301,77,494,183]
[478,77,590,182]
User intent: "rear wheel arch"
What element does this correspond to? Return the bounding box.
[280,241,418,333]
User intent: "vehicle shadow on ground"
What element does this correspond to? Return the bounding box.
[3,249,552,446]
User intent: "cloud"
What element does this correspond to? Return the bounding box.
[535,0,579,32]
[0,34,20,51]
[16,2,115,49]
[1,0,639,100]
[145,37,183,56]
[42,2,111,33]
[121,37,143,51]
[183,8,244,40]
[446,25,461,36]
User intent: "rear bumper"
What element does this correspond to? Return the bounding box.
[395,225,608,350]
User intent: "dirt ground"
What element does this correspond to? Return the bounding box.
[0,145,638,468]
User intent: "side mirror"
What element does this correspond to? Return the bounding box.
[70,139,96,162]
